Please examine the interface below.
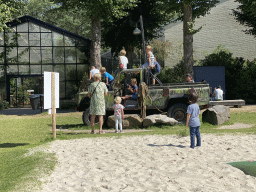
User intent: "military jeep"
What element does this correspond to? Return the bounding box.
[76,68,210,125]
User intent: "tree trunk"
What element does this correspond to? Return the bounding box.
[126,44,134,68]
[183,3,194,79]
[90,17,101,69]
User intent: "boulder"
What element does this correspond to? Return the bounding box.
[107,114,143,128]
[143,114,178,127]
[202,105,230,125]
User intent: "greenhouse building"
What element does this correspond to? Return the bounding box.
[0,15,91,107]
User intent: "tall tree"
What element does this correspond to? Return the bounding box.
[0,0,24,32]
[233,0,256,37]
[21,0,92,39]
[54,0,137,69]
[20,0,56,21]
[164,0,219,78]
[101,0,176,60]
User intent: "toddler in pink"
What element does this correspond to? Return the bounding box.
[112,96,125,133]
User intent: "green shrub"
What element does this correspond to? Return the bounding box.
[60,100,77,110]
[0,100,9,111]
[157,60,184,84]
[199,45,256,104]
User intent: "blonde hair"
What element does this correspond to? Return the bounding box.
[93,73,101,81]
[131,78,137,84]
[146,45,152,51]
[100,67,106,73]
[120,50,126,56]
[114,96,122,104]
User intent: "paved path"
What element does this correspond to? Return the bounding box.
[0,108,75,116]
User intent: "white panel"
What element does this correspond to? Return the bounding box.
[44,71,59,109]
[44,71,52,109]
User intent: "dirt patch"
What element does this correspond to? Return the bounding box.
[229,105,256,113]
[215,123,255,130]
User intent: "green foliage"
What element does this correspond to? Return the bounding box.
[163,0,220,20]
[102,0,176,56]
[0,100,9,110]
[133,39,173,66]
[157,61,184,84]
[151,39,173,65]
[233,0,256,37]
[187,21,203,35]
[10,77,43,107]
[60,100,77,109]
[200,45,256,103]
[21,0,57,20]
[54,0,138,21]
[0,0,24,32]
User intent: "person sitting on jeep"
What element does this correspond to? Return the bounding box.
[121,78,138,101]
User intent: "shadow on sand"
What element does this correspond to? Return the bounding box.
[147,143,186,148]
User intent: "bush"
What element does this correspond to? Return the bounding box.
[157,60,184,84]
[0,100,9,111]
[199,45,256,104]
[60,100,77,110]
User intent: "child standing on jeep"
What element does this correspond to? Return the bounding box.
[141,45,155,69]
[113,96,125,133]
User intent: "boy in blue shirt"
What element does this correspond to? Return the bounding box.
[100,67,114,90]
[186,93,201,149]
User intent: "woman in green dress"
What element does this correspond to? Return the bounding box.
[88,73,108,134]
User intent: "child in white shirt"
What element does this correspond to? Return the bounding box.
[112,96,125,133]
[88,66,99,81]
[119,49,128,70]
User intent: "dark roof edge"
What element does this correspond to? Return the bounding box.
[6,15,91,43]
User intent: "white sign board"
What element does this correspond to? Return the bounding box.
[44,71,59,109]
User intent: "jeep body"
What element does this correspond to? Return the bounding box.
[76,68,210,124]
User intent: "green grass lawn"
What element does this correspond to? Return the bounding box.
[0,110,255,191]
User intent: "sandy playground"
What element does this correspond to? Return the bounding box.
[36,133,256,192]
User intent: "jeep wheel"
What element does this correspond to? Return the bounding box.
[82,108,107,126]
[167,103,187,122]
[82,108,91,125]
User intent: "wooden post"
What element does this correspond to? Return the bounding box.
[51,72,56,139]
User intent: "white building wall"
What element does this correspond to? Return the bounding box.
[164,0,256,67]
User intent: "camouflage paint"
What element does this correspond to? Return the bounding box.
[105,91,115,110]
[77,69,210,112]
[145,88,169,109]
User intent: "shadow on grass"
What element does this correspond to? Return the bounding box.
[56,132,91,136]
[47,124,89,129]
[147,143,186,148]
[0,143,29,148]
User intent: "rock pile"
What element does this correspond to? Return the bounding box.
[107,114,178,128]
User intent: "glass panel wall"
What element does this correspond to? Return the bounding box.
[0,19,90,101]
